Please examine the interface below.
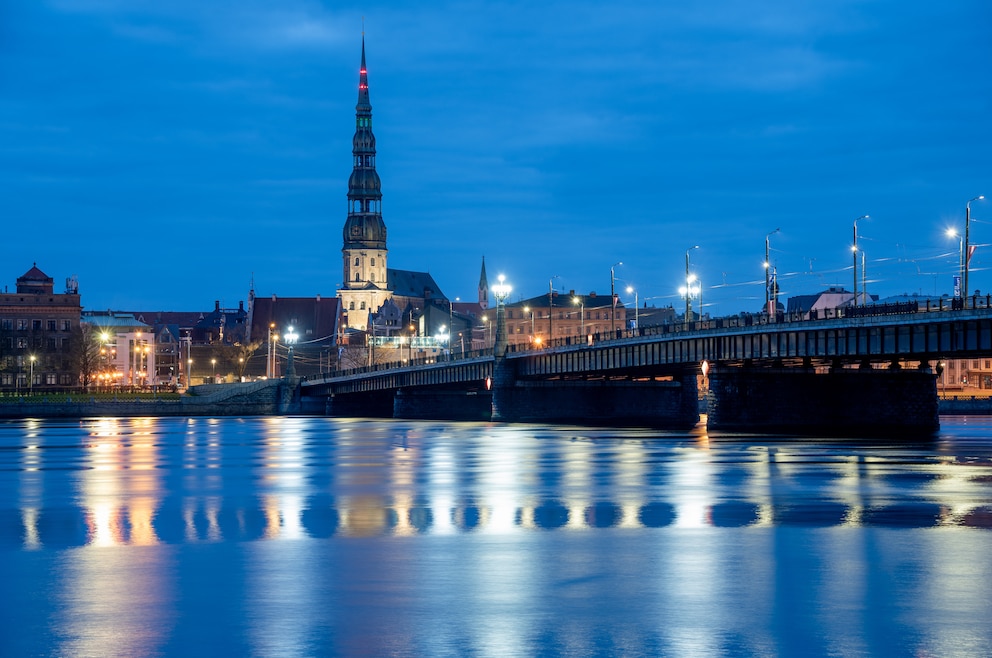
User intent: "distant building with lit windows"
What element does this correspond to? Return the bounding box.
[0,264,82,391]
[504,291,628,347]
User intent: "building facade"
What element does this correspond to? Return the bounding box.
[0,264,82,391]
[504,291,627,347]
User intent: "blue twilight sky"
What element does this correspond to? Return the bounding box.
[2,1,990,316]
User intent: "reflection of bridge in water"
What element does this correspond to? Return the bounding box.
[301,305,992,435]
[9,448,992,549]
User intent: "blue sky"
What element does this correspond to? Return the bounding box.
[2,1,990,316]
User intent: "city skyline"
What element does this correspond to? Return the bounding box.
[2,1,990,315]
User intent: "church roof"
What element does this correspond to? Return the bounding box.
[388,268,446,301]
[249,295,340,345]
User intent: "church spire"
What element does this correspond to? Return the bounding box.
[478,256,489,310]
[343,36,385,252]
[339,36,389,331]
[357,36,371,113]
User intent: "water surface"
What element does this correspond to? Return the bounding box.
[1,416,991,656]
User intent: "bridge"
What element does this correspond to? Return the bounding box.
[299,300,992,437]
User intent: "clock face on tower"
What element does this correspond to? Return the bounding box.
[351,224,362,237]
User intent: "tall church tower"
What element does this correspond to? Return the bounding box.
[338,37,390,331]
[478,256,489,310]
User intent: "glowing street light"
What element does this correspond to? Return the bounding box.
[626,286,638,330]
[964,195,986,307]
[491,274,512,355]
[267,323,277,378]
[29,354,36,393]
[283,326,299,377]
[682,246,699,328]
[765,228,780,316]
[853,215,869,304]
[947,228,963,298]
[610,262,623,334]
[572,296,584,338]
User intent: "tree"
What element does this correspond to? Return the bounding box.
[74,323,105,390]
[218,340,263,381]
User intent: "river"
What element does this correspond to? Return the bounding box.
[1,415,991,657]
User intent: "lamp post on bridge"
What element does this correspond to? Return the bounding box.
[548,275,560,345]
[492,274,512,356]
[682,246,699,328]
[947,228,963,300]
[765,228,779,316]
[853,215,869,305]
[610,262,622,334]
[572,295,584,339]
[626,286,638,331]
[283,326,298,378]
[964,195,986,307]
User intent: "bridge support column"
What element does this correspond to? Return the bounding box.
[706,365,938,438]
[326,390,396,418]
[492,370,699,428]
[394,388,492,421]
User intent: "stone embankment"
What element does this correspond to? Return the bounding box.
[0,379,298,418]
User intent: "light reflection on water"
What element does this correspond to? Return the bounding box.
[0,416,991,656]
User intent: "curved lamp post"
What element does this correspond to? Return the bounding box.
[853,215,869,304]
[947,228,963,299]
[965,195,985,307]
[610,262,622,334]
[682,246,699,328]
[626,286,638,331]
[765,228,780,315]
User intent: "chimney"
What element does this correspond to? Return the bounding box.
[316,294,321,302]
[215,300,220,311]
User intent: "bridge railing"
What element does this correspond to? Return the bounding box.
[306,293,992,382]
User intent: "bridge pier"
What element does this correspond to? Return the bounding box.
[493,355,699,427]
[394,388,492,421]
[326,390,396,418]
[706,365,939,438]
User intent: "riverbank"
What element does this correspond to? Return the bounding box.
[0,379,295,418]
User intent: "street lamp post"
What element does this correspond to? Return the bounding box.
[965,195,986,307]
[626,286,638,331]
[765,228,780,316]
[29,355,36,394]
[853,215,869,304]
[548,276,560,345]
[948,228,964,299]
[572,296,585,339]
[491,274,512,356]
[211,358,217,382]
[683,246,699,328]
[610,262,622,334]
[283,326,298,378]
[267,323,276,378]
[862,250,868,303]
